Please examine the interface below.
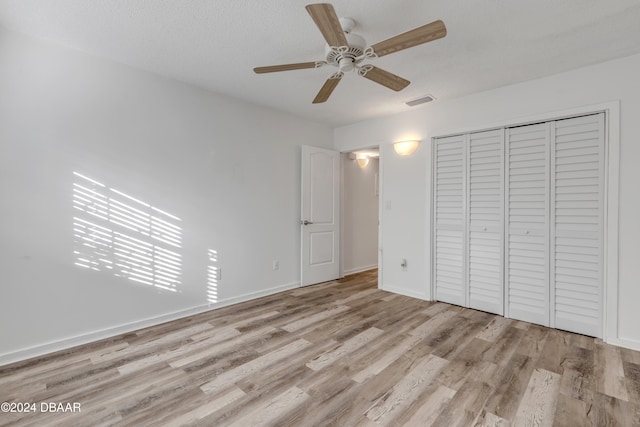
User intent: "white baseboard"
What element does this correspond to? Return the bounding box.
[343,264,378,276]
[207,281,300,310]
[381,284,430,301]
[605,336,640,352]
[0,281,300,367]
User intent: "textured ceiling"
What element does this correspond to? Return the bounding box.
[1,0,640,127]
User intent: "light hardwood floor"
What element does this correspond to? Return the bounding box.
[1,270,639,426]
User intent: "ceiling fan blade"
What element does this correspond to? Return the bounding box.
[361,66,410,91]
[305,3,348,47]
[253,62,320,74]
[371,20,446,57]
[312,75,342,104]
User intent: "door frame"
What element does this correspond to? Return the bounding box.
[338,145,383,289]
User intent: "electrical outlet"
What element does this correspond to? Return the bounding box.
[401,258,407,271]
[273,260,279,270]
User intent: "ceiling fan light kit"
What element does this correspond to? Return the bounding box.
[253,3,446,104]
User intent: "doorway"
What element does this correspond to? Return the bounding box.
[341,148,380,283]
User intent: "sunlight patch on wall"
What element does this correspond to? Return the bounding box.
[72,172,182,292]
[207,249,219,303]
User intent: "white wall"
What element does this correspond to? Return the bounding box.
[342,154,378,275]
[335,53,640,350]
[378,144,429,299]
[0,28,333,365]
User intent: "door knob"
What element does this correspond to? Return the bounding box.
[301,220,313,225]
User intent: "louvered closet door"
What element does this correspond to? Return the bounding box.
[433,135,466,306]
[505,123,550,326]
[467,130,504,315]
[551,113,604,337]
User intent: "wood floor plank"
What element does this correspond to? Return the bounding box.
[90,322,214,364]
[0,343,124,389]
[409,309,459,338]
[279,380,370,426]
[398,383,456,426]
[48,365,187,424]
[559,368,595,404]
[422,301,453,316]
[351,334,421,383]
[355,350,424,403]
[237,338,338,396]
[148,386,245,426]
[200,338,311,393]
[306,327,384,371]
[281,305,350,332]
[435,338,493,391]
[476,316,513,343]
[196,365,314,426]
[333,288,379,305]
[298,308,370,344]
[365,354,449,424]
[621,347,640,365]
[203,310,281,335]
[512,368,561,426]
[432,379,493,426]
[474,410,510,426]
[481,326,524,366]
[381,293,398,302]
[592,392,638,426]
[428,311,492,361]
[168,326,274,368]
[622,361,640,407]
[2,269,640,426]
[485,352,534,420]
[516,324,549,359]
[118,327,242,375]
[228,386,309,427]
[596,342,629,401]
[553,393,594,427]
[370,300,432,333]
[535,329,571,375]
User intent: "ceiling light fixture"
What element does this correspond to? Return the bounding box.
[355,153,369,168]
[356,158,369,168]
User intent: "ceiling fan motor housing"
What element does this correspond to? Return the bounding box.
[324,31,367,72]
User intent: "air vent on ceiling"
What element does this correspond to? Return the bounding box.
[405,94,436,107]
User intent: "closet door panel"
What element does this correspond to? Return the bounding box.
[551,113,604,337]
[467,129,503,314]
[434,135,466,306]
[505,123,550,326]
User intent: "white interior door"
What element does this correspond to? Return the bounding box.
[433,134,467,306]
[301,145,340,286]
[467,129,504,315]
[550,113,605,337]
[433,130,504,314]
[505,123,550,326]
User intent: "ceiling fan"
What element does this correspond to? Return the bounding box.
[253,3,447,104]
